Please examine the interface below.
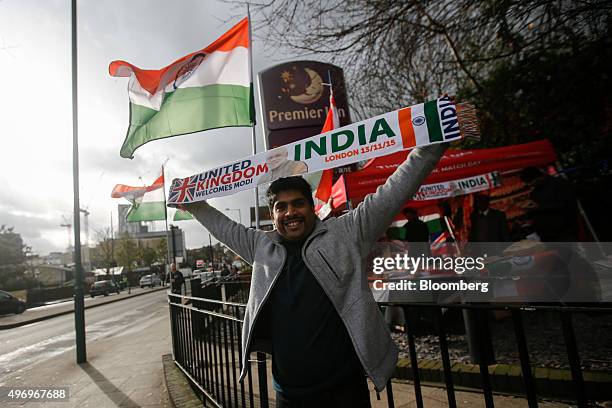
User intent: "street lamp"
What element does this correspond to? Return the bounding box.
[225,208,242,225]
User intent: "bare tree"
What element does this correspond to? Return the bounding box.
[91,228,115,273]
[242,0,611,118]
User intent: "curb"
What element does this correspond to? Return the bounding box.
[395,357,612,401]
[0,286,168,330]
[162,354,203,408]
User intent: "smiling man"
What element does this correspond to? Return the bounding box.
[184,143,447,407]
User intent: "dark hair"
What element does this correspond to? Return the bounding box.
[519,166,543,183]
[402,207,418,216]
[266,176,314,209]
[474,194,490,205]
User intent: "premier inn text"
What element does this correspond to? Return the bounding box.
[268,107,346,124]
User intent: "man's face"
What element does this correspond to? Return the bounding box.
[272,190,316,241]
[171,263,177,272]
[266,149,288,170]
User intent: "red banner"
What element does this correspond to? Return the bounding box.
[344,140,557,201]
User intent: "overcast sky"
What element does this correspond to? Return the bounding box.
[0,0,298,255]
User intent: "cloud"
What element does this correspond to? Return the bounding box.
[0,207,66,254]
[0,0,302,256]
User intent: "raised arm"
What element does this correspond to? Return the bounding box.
[184,201,263,265]
[342,143,448,254]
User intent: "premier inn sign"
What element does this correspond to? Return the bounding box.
[258,61,351,148]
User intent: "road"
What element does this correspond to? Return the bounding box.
[0,290,169,382]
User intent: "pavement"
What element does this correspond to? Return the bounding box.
[0,286,574,407]
[0,289,173,407]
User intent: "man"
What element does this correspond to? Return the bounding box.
[221,263,230,278]
[519,167,578,242]
[169,262,184,299]
[184,144,447,406]
[401,207,431,257]
[469,194,510,256]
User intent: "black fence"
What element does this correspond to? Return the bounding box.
[169,292,271,408]
[381,302,612,408]
[169,280,612,407]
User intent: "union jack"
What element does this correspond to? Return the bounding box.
[168,175,198,203]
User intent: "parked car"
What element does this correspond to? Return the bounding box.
[0,290,26,315]
[90,280,121,298]
[193,270,221,282]
[139,274,161,288]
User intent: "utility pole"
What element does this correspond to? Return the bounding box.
[208,233,214,267]
[80,208,90,272]
[71,0,86,364]
[170,225,177,263]
[110,211,115,267]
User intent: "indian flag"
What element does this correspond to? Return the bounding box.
[313,91,340,218]
[109,18,253,159]
[111,174,166,222]
[398,96,461,149]
[173,209,194,221]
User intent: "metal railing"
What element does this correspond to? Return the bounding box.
[379,302,612,408]
[169,289,270,408]
[169,279,612,407]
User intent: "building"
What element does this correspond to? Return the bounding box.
[116,204,186,264]
[117,204,148,236]
[133,227,186,261]
[34,265,73,287]
[39,251,72,266]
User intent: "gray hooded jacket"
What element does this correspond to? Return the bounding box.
[189,143,446,392]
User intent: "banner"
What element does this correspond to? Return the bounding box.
[168,96,474,206]
[344,139,556,201]
[413,172,501,201]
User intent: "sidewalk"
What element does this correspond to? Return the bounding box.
[1,293,173,407]
[164,351,570,408]
[0,286,170,330]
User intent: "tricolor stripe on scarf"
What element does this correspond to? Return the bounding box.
[398,98,461,148]
[168,96,468,206]
[110,18,253,158]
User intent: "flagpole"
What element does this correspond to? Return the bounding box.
[247,3,260,229]
[444,215,462,256]
[71,0,86,364]
[161,165,172,269]
[110,211,114,270]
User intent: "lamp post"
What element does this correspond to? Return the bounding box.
[225,208,242,225]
